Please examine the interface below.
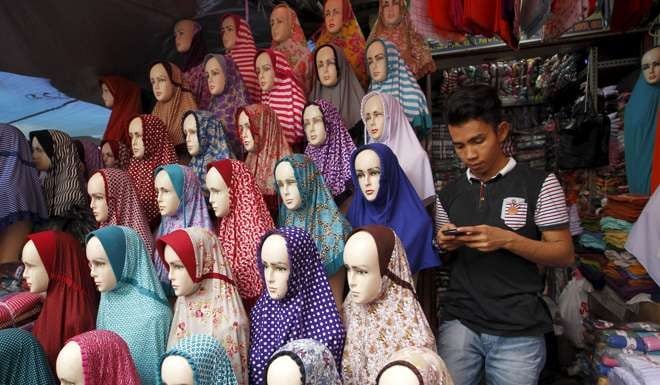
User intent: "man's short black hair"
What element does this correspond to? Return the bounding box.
[445,84,502,129]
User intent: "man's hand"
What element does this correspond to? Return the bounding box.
[456,225,514,252]
[436,223,467,252]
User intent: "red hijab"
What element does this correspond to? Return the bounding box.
[99,75,141,144]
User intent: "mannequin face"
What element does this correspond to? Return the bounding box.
[378,365,420,385]
[205,57,226,96]
[270,6,292,43]
[150,63,175,102]
[128,118,145,159]
[324,0,343,34]
[275,162,302,210]
[344,231,382,304]
[261,234,290,300]
[155,170,181,216]
[381,0,403,26]
[355,150,381,201]
[256,52,275,92]
[86,236,117,292]
[161,355,194,385]
[101,142,116,168]
[56,342,84,385]
[363,94,385,140]
[100,82,114,108]
[174,19,196,54]
[205,167,231,218]
[164,245,199,297]
[221,17,237,50]
[316,46,338,87]
[303,105,327,147]
[183,114,200,156]
[21,240,49,293]
[641,47,660,85]
[87,173,109,223]
[31,136,52,171]
[367,41,387,82]
[239,111,255,152]
[267,355,303,385]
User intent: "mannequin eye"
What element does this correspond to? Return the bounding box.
[356,171,365,178]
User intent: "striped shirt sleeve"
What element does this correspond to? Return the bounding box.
[435,196,450,232]
[534,173,569,230]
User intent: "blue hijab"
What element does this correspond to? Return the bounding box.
[347,143,440,274]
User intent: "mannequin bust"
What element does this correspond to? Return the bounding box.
[128,117,145,159]
[0,221,32,264]
[150,63,175,103]
[161,355,194,385]
[363,94,385,140]
[378,364,420,385]
[56,341,84,385]
[261,234,290,300]
[382,0,403,26]
[205,167,231,218]
[275,161,302,210]
[87,172,109,223]
[641,47,660,85]
[343,230,382,304]
[303,105,327,147]
[266,355,303,385]
[101,142,116,168]
[270,6,293,44]
[100,82,114,108]
[205,56,227,96]
[221,16,237,51]
[174,19,197,54]
[163,244,200,297]
[183,114,200,156]
[31,136,52,171]
[324,0,343,35]
[154,170,181,216]
[366,41,387,83]
[238,111,255,152]
[255,52,276,93]
[21,240,49,293]
[354,149,381,202]
[315,46,339,87]
[85,236,118,292]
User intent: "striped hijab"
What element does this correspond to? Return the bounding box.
[271,3,314,95]
[222,14,261,104]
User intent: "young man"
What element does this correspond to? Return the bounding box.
[435,85,574,385]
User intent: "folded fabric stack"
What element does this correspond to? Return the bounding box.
[602,250,658,302]
[601,217,634,250]
[603,195,649,224]
[0,291,43,330]
[608,354,660,385]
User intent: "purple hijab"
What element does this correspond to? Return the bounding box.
[304,99,356,197]
[248,227,345,385]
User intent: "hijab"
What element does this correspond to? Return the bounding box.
[151,61,198,146]
[179,20,212,110]
[376,346,454,385]
[221,14,261,103]
[99,75,142,144]
[265,339,342,385]
[0,328,56,385]
[270,3,314,94]
[100,139,131,170]
[75,139,104,180]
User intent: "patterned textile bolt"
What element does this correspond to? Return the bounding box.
[151,61,198,146]
[270,3,314,94]
[376,346,455,385]
[265,338,342,385]
[221,14,261,103]
[0,328,56,385]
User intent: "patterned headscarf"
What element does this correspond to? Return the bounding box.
[89,225,172,385]
[304,99,356,197]
[95,168,154,255]
[126,114,178,229]
[207,159,273,307]
[99,75,141,144]
[221,14,261,103]
[376,346,455,385]
[158,334,238,385]
[204,54,250,158]
[342,225,436,385]
[265,339,342,385]
[67,330,141,385]
[100,139,131,170]
[314,0,369,87]
[184,110,234,192]
[177,19,211,109]
[0,328,56,385]
[249,227,345,385]
[270,3,314,94]
[367,40,432,135]
[367,0,436,79]
[151,61,198,146]
[156,227,249,385]
[0,124,47,232]
[275,154,352,276]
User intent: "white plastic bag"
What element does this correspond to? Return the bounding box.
[558,274,593,348]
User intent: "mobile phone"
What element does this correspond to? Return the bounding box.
[442,229,467,236]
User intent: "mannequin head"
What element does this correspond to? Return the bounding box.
[367,41,387,82]
[324,0,344,34]
[354,149,381,202]
[154,170,181,216]
[363,94,385,140]
[85,236,117,292]
[100,82,114,108]
[378,364,420,385]
[128,117,145,159]
[381,0,403,26]
[56,341,84,385]
[266,355,302,385]
[101,142,116,168]
[275,161,302,210]
[205,56,226,95]
[261,234,290,300]
[221,16,237,50]
[31,136,52,171]
[641,47,660,85]
[161,355,194,385]
[21,240,49,293]
[344,230,382,303]
[205,167,231,218]
[164,244,199,297]
[183,114,200,156]
[316,46,339,87]
[256,52,276,92]
[150,63,175,102]
[87,172,109,223]
[303,104,327,147]
[174,19,197,54]
[238,111,255,152]
[270,6,292,43]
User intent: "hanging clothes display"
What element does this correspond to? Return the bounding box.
[220,14,261,104]
[265,339,342,385]
[178,20,212,110]
[270,3,314,94]
[0,328,56,385]
[99,75,142,144]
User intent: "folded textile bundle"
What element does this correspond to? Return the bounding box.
[0,292,43,329]
[580,231,606,251]
[620,355,660,384]
[609,367,643,385]
[603,195,650,223]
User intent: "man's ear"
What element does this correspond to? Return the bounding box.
[496,121,510,143]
